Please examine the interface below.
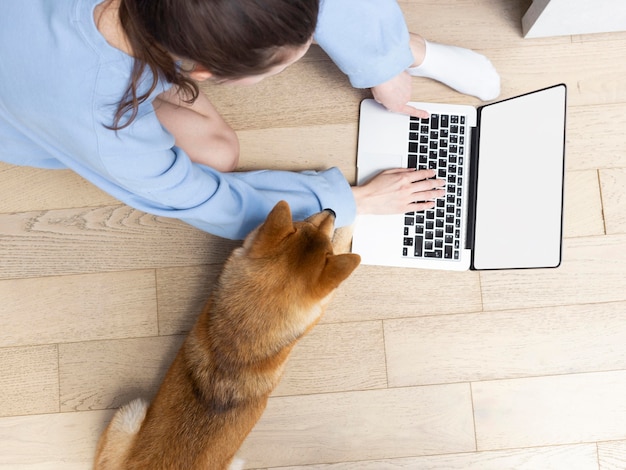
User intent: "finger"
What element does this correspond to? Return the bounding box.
[409,178,446,192]
[408,200,437,212]
[402,104,430,119]
[411,188,446,202]
[381,167,419,175]
[406,169,437,182]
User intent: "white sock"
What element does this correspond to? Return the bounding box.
[407,40,501,101]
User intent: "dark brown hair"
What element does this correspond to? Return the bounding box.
[113,0,319,129]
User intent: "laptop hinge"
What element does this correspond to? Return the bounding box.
[465,124,480,253]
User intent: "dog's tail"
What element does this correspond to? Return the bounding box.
[94,398,149,469]
[229,457,246,470]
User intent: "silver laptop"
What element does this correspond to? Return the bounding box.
[352,84,567,271]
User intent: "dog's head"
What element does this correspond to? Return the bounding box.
[238,201,360,300]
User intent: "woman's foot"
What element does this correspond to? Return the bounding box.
[407,34,501,101]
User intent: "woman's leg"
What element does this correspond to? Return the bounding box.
[154,87,240,172]
[407,33,501,101]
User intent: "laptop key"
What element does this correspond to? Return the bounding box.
[430,114,439,130]
[414,236,423,257]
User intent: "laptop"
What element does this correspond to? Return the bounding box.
[352,84,567,271]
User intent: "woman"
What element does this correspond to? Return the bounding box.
[0,0,498,239]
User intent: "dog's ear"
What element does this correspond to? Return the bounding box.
[252,201,296,251]
[318,253,361,294]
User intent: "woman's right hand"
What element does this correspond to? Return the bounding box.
[351,168,445,215]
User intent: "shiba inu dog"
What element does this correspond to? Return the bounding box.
[94,201,360,469]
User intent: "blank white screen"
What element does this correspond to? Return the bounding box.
[472,85,567,270]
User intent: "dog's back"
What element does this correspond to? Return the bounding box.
[94,202,360,469]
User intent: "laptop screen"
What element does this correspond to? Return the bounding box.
[471,84,567,270]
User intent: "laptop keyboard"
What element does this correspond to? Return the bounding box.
[402,113,468,261]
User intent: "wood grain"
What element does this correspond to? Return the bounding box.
[0,270,158,348]
[473,370,626,449]
[270,443,599,470]
[598,439,626,470]
[384,301,626,387]
[600,168,626,234]
[0,346,59,417]
[2,0,626,467]
[239,385,475,468]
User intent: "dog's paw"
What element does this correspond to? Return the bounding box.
[332,224,355,254]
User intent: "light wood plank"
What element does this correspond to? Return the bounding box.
[564,170,604,238]
[0,346,59,417]
[599,439,626,470]
[0,270,158,348]
[0,206,238,280]
[498,41,626,107]
[0,410,112,470]
[479,234,626,311]
[567,104,626,171]
[573,30,626,43]
[58,335,184,412]
[473,370,626,450]
[269,443,599,470]
[0,163,117,213]
[402,0,561,49]
[237,123,358,183]
[273,321,387,397]
[156,264,219,336]
[325,265,482,322]
[384,301,626,387]
[239,385,475,468]
[600,168,626,235]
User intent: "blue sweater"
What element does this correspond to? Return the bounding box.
[0,0,412,239]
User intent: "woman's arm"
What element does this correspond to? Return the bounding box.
[314,0,413,89]
[154,86,240,172]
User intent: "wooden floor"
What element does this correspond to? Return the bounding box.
[2,1,626,468]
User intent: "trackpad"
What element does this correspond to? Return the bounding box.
[356,153,404,185]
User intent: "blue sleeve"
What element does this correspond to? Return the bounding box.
[99,148,355,240]
[314,0,414,89]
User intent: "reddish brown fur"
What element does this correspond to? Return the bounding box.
[94,201,360,469]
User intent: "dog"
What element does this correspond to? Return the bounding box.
[94,201,360,469]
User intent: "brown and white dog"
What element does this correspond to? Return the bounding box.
[94,201,360,469]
